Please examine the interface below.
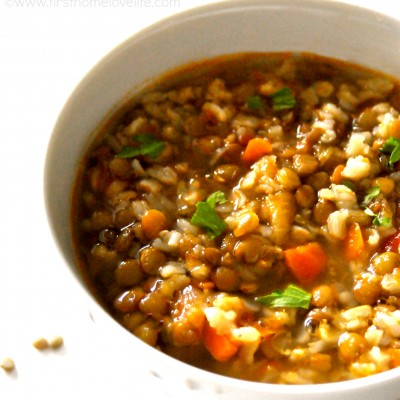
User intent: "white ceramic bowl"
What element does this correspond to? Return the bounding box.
[44,1,400,399]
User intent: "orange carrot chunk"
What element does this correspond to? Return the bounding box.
[203,323,239,362]
[284,242,327,284]
[344,222,365,261]
[141,209,169,240]
[330,164,345,184]
[241,137,272,164]
[388,349,400,368]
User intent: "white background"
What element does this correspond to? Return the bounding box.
[0,0,399,398]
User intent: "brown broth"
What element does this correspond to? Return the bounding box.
[71,52,400,384]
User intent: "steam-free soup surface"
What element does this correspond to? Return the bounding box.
[72,53,400,384]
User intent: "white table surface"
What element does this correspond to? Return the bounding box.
[1,0,399,398]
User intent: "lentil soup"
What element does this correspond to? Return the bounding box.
[72,53,400,384]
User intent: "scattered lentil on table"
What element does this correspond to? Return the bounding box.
[33,335,64,351]
[33,337,49,351]
[1,357,15,373]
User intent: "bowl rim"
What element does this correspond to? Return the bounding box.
[44,0,400,395]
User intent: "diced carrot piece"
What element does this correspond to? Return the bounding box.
[284,242,327,284]
[344,222,365,261]
[330,164,345,184]
[203,323,239,362]
[141,209,169,240]
[241,137,272,164]
[388,349,400,368]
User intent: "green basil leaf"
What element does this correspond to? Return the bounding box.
[190,192,227,239]
[116,146,142,158]
[379,137,400,166]
[256,284,311,309]
[190,203,227,239]
[270,87,296,112]
[380,137,400,154]
[247,95,264,111]
[362,186,381,206]
[116,134,165,159]
[364,207,392,227]
[374,216,392,227]
[390,144,400,165]
[206,191,226,208]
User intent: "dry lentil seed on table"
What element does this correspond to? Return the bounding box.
[33,335,64,351]
[1,357,15,373]
[48,335,64,350]
[72,52,400,384]
[33,337,49,350]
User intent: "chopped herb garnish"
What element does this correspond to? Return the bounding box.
[256,284,311,309]
[364,207,392,227]
[364,207,376,218]
[190,191,227,239]
[379,137,400,166]
[206,191,227,208]
[342,180,355,191]
[376,217,392,227]
[116,133,165,159]
[247,95,264,111]
[362,186,381,206]
[270,87,296,112]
